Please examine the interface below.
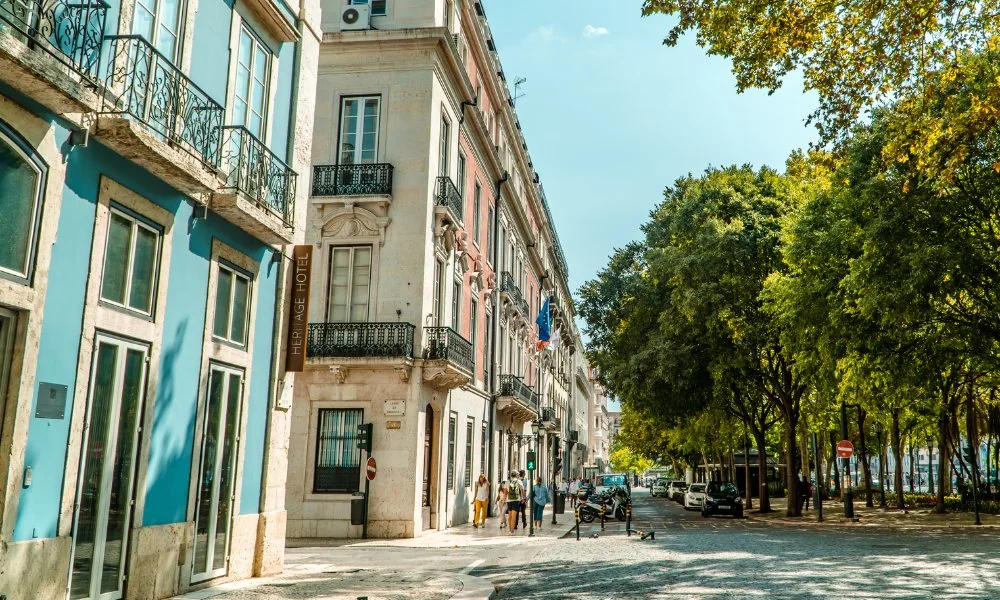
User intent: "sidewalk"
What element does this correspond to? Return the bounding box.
[747,496,1000,530]
[171,506,577,600]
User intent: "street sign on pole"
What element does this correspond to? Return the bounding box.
[836,440,854,458]
[366,456,377,481]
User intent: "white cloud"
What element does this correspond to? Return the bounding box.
[531,25,567,43]
[583,24,609,38]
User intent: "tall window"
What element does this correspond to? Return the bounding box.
[433,260,444,326]
[438,116,450,177]
[480,422,488,476]
[464,418,474,487]
[314,409,363,493]
[100,208,161,316]
[486,206,494,263]
[470,298,478,374]
[0,130,44,283]
[447,412,457,489]
[457,151,466,198]
[132,0,183,58]
[473,182,482,244]
[350,0,386,16]
[213,263,251,345]
[339,97,380,165]
[233,25,271,140]
[443,0,451,30]
[484,312,492,384]
[327,246,372,322]
[451,281,461,331]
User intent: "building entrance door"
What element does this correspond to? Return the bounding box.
[69,335,149,600]
[192,364,244,582]
[422,405,434,530]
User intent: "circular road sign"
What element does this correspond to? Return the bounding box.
[366,456,377,481]
[836,440,854,458]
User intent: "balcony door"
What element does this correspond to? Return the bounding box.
[132,0,182,59]
[129,0,184,138]
[191,364,244,582]
[326,245,371,324]
[226,25,272,199]
[69,335,148,600]
[337,97,380,189]
[422,405,435,530]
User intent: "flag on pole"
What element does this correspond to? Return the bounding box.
[549,326,561,348]
[536,297,551,350]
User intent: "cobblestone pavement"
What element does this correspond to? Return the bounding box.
[477,489,1000,599]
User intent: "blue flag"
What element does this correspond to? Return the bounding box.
[536,297,551,350]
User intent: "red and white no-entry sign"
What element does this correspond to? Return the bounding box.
[836,440,854,458]
[366,456,377,481]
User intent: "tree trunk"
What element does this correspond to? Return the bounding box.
[785,416,801,517]
[754,430,771,512]
[829,431,841,499]
[744,435,753,509]
[858,408,874,507]
[927,439,935,495]
[936,411,949,513]
[908,440,915,494]
[892,410,905,509]
[875,423,887,507]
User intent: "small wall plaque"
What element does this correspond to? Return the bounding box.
[384,400,405,416]
[386,421,402,430]
[36,383,68,419]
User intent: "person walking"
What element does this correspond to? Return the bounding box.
[533,477,550,529]
[569,478,580,509]
[506,472,524,534]
[473,474,490,527]
[496,481,508,530]
[517,470,528,529]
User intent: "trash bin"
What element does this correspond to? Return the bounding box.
[351,494,365,525]
[555,491,566,514]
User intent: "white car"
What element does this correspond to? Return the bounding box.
[684,483,707,510]
[651,479,668,497]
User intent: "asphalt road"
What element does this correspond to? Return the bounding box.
[481,487,1000,599]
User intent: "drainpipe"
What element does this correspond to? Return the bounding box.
[486,171,508,517]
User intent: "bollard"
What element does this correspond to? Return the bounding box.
[600,502,606,531]
[626,500,632,535]
[575,505,581,541]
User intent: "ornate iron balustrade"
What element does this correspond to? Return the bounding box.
[102,35,224,167]
[435,176,463,221]
[500,271,529,316]
[423,326,474,373]
[0,0,107,82]
[220,125,296,227]
[542,406,555,424]
[311,163,393,196]
[307,322,415,358]
[569,429,579,443]
[498,374,539,412]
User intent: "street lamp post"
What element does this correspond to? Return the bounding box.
[841,403,854,519]
[530,420,540,536]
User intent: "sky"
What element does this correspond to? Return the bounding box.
[483,1,819,297]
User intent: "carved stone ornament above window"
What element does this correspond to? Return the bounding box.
[321,206,391,245]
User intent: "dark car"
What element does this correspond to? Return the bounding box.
[701,481,744,518]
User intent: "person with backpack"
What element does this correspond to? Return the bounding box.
[506,472,523,534]
[517,470,529,528]
[533,477,550,529]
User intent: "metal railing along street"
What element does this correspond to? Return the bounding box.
[221,125,296,227]
[307,322,415,358]
[423,326,474,373]
[311,163,393,196]
[0,0,107,82]
[102,35,224,166]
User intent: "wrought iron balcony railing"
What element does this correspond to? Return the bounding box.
[102,35,224,167]
[307,322,415,358]
[311,163,393,196]
[220,125,296,227]
[542,406,556,424]
[423,326,474,373]
[498,374,539,412]
[435,176,463,221]
[500,271,529,316]
[569,429,579,443]
[0,0,107,83]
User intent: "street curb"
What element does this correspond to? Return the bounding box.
[452,572,496,600]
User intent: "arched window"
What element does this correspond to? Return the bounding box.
[0,125,46,283]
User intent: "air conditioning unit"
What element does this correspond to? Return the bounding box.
[341,4,370,30]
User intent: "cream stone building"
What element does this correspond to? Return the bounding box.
[286,0,586,538]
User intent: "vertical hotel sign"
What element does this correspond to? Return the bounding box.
[286,245,312,372]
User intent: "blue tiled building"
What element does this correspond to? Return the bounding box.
[0,0,318,594]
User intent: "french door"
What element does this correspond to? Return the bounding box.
[191,364,244,582]
[0,307,15,437]
[70,335,149,600]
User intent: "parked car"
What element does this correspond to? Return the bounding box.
[651,479,668,497]
[668,481,688,502]
[684,483,707,510]
[701,481,744,518]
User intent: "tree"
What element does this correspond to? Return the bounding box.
[609,443,655,476]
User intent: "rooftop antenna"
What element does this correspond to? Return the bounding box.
[513,77,527,106]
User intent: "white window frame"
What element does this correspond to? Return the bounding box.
[213,262,252,346]
[0,129,44,283]
[439,114,451,177]
[339,96,382,165]
[473,181,482,245]
[451,280,461,331]
[99,207,162,317]
[132,0,185,61]
[232,23,273,141]
[325,245,373,323]
[350,0,386,16]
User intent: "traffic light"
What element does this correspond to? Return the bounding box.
[527,450,536,471]
[356,423,373,453]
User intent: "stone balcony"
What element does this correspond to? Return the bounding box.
[422,326,473,390]
[497,374,539,421]
[0,0,107,114]
[306,322,416,383]
[541,406,556,430]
